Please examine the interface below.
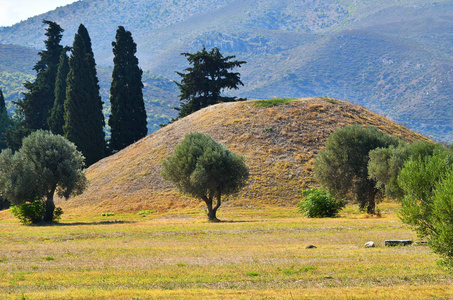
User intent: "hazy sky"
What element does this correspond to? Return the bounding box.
[0,0,77,27]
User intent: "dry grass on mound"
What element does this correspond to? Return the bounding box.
[58,97,428,214]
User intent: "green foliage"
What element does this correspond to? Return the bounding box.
[297,189,346,218]
[14,20,66,132]
[137,210,157,215]
[174,46,246,120]
[252,98,296,108]
[0,130,87,223]
[368,141,442,199]
[397,151,453,271]
[161,132,249,221]
[398,152,453,238]
[64,24,105,166]
[430,174,453,271]
[48,51,69,135]
[314,124,399,214]
[4,116,30,152]
[53,207,63,222]
[108,26,147,153]
[101,212,115,216]
[10,199,45,224]
[0,89,13,150]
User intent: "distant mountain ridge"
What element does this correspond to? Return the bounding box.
[0,0,452,140]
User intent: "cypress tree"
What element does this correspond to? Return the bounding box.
[15,20,65,131]
[48,51,69,135]
[109,26,147,152]
[0,89,12,150]
[0,89,7,116]
[64,24,105,166]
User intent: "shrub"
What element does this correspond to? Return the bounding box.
[53,207,63,222]
[297,189,346,218]
[10,199,45,224]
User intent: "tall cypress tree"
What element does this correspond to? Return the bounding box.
[15,20,65,131]
[64,24,105,166]
[0,89,12,150]
[109,26,147,152]
[48,51,69,135]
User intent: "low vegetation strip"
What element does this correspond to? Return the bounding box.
[0,205,451,299]
[251,98,297,108]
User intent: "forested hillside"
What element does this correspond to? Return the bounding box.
[0,0,452,140]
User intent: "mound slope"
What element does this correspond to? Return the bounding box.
[59,98,428,213]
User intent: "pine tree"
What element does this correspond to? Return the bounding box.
[64,24,105,166]
[0,89,12,150]
[109,26,147,152]
[15,20,65,131]
[48,51,69,135]
[175,46,246,120]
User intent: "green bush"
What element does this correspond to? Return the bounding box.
[297,189,346,218]
[53,207,63,222]
[10,199,45,224]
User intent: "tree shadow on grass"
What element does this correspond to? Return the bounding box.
[29,220,134,226]
[212,220,263,223]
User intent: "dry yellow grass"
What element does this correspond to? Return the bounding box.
[56,97,428,214]
[0,204,451,299]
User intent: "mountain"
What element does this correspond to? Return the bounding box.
[0,44,37,111]
[0,0,452,140]
[57,98,428,213]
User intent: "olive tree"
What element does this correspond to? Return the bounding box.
[368,140,442,199]
[161,132,249,221]
[0,130,87,222]
[314,124,399,214]
[397,151,453,270]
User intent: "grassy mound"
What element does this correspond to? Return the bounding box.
[58,97,428,214]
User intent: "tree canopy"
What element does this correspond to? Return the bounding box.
[0,130,87,223]
[15,20,66,132]
[0,89,12,150]
[368,140,442,199]
[174,46,246,120]
[161,132,249,221]
[48,51,70,135]
[314,124,399,214]
[396,150,453,270]
[109,26,147,152]
[64,24,105,166]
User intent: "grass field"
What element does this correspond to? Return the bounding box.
[0,203,451,299]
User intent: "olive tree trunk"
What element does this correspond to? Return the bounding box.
[202,190,222,222]
[42,187,56,222]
